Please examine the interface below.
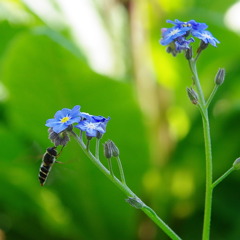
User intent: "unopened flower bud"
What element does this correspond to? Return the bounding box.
[48,128,70,146]
[125,197,144,209]
[185,46,193,60]
[187,87,198,105]
[233,157,240,170]
[109,140,119,157]
[104,140,113,159]
[197,40,208,53]
[215,68,225,86]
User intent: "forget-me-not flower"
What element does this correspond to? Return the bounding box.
[46,105,82,133]
[160,19,220,56]
[75,114,110,138]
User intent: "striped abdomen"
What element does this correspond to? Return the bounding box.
[38,162,54,186]
[39,147,57,186]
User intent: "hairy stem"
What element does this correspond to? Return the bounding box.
[70,131,181,240]
[201,112,213,240]
[189,59,213,240]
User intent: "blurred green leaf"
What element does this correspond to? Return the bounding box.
[1,28,149,239]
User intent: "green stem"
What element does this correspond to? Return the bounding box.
[70,131,181,240]
[95,138,100,160]
[189,59,205,107]
[188,59,213,240]
[107,158,114,177]
[212,167,235,189]
[206,85,219,108]
[201,112,213,240]
[116,156,126,185]
[86,139,90,151]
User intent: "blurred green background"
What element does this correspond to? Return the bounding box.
[0,0,240,239]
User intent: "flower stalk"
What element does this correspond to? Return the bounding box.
[116,156,126,185]
[188,57,213,240]
[212,167,235,189]
[69,131,182,240]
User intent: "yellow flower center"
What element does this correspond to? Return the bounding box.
[182,23,192,28]
[60,116,70,123]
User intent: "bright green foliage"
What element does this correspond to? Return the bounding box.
[1,0,240,240]
[0,25,149,240]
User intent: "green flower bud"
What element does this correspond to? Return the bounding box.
[109,140,119,157]
[233,157,240,170]
[104,140,113,159]
[187,87,198,105]
[215,68,225,86]
[48,128,70,146]
[197,40,208,53]
[185,46,193,60]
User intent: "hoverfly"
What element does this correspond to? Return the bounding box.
[38,146,64,186]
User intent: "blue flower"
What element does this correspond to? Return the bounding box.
[166,19,208,32]
[46,105,82,133]
[160,26,191,46]
[75,114,110,138]
[160,19,220,55]
[165,37,194,56]
[175,37,194,51]
[187,20,208,31]
[192,30,220,47]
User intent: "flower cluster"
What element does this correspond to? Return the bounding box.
[45,105,110,145]
[160,19,220,56]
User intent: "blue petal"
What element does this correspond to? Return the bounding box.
[81,112,94,121]
[160,27,191,45]
[45,118,60,127]
[70,105,81,117]
[67,116,81,124]
[54,108,70,119]
[52,123,67,134]
[75,121,87,131]
[86,128,98,137]
[60,108,71,116]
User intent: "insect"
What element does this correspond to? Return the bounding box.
[38,146,64,186]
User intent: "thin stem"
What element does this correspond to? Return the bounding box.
[201,113,213,240]
[95,138,100,160]
[194,50,202,62]
[206,85,219,108]
[116,156,126,185]
[212,167,235,189]
[107,158,114,177]
[86,139,90,151]
[188,59,205,107]
[79,130,83,139]
[188,59,213,240]
[142,206,182,240]
[69,131,181,240]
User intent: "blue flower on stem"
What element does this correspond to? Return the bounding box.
[192,30,220,47]
[175,37,194,51]
[167,19,208,32]
[75,114,110,138]
[160,19,220,56]
[160,26,191,46]
[46,105,82,133]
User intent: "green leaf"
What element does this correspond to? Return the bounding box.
[2,28,149,239]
